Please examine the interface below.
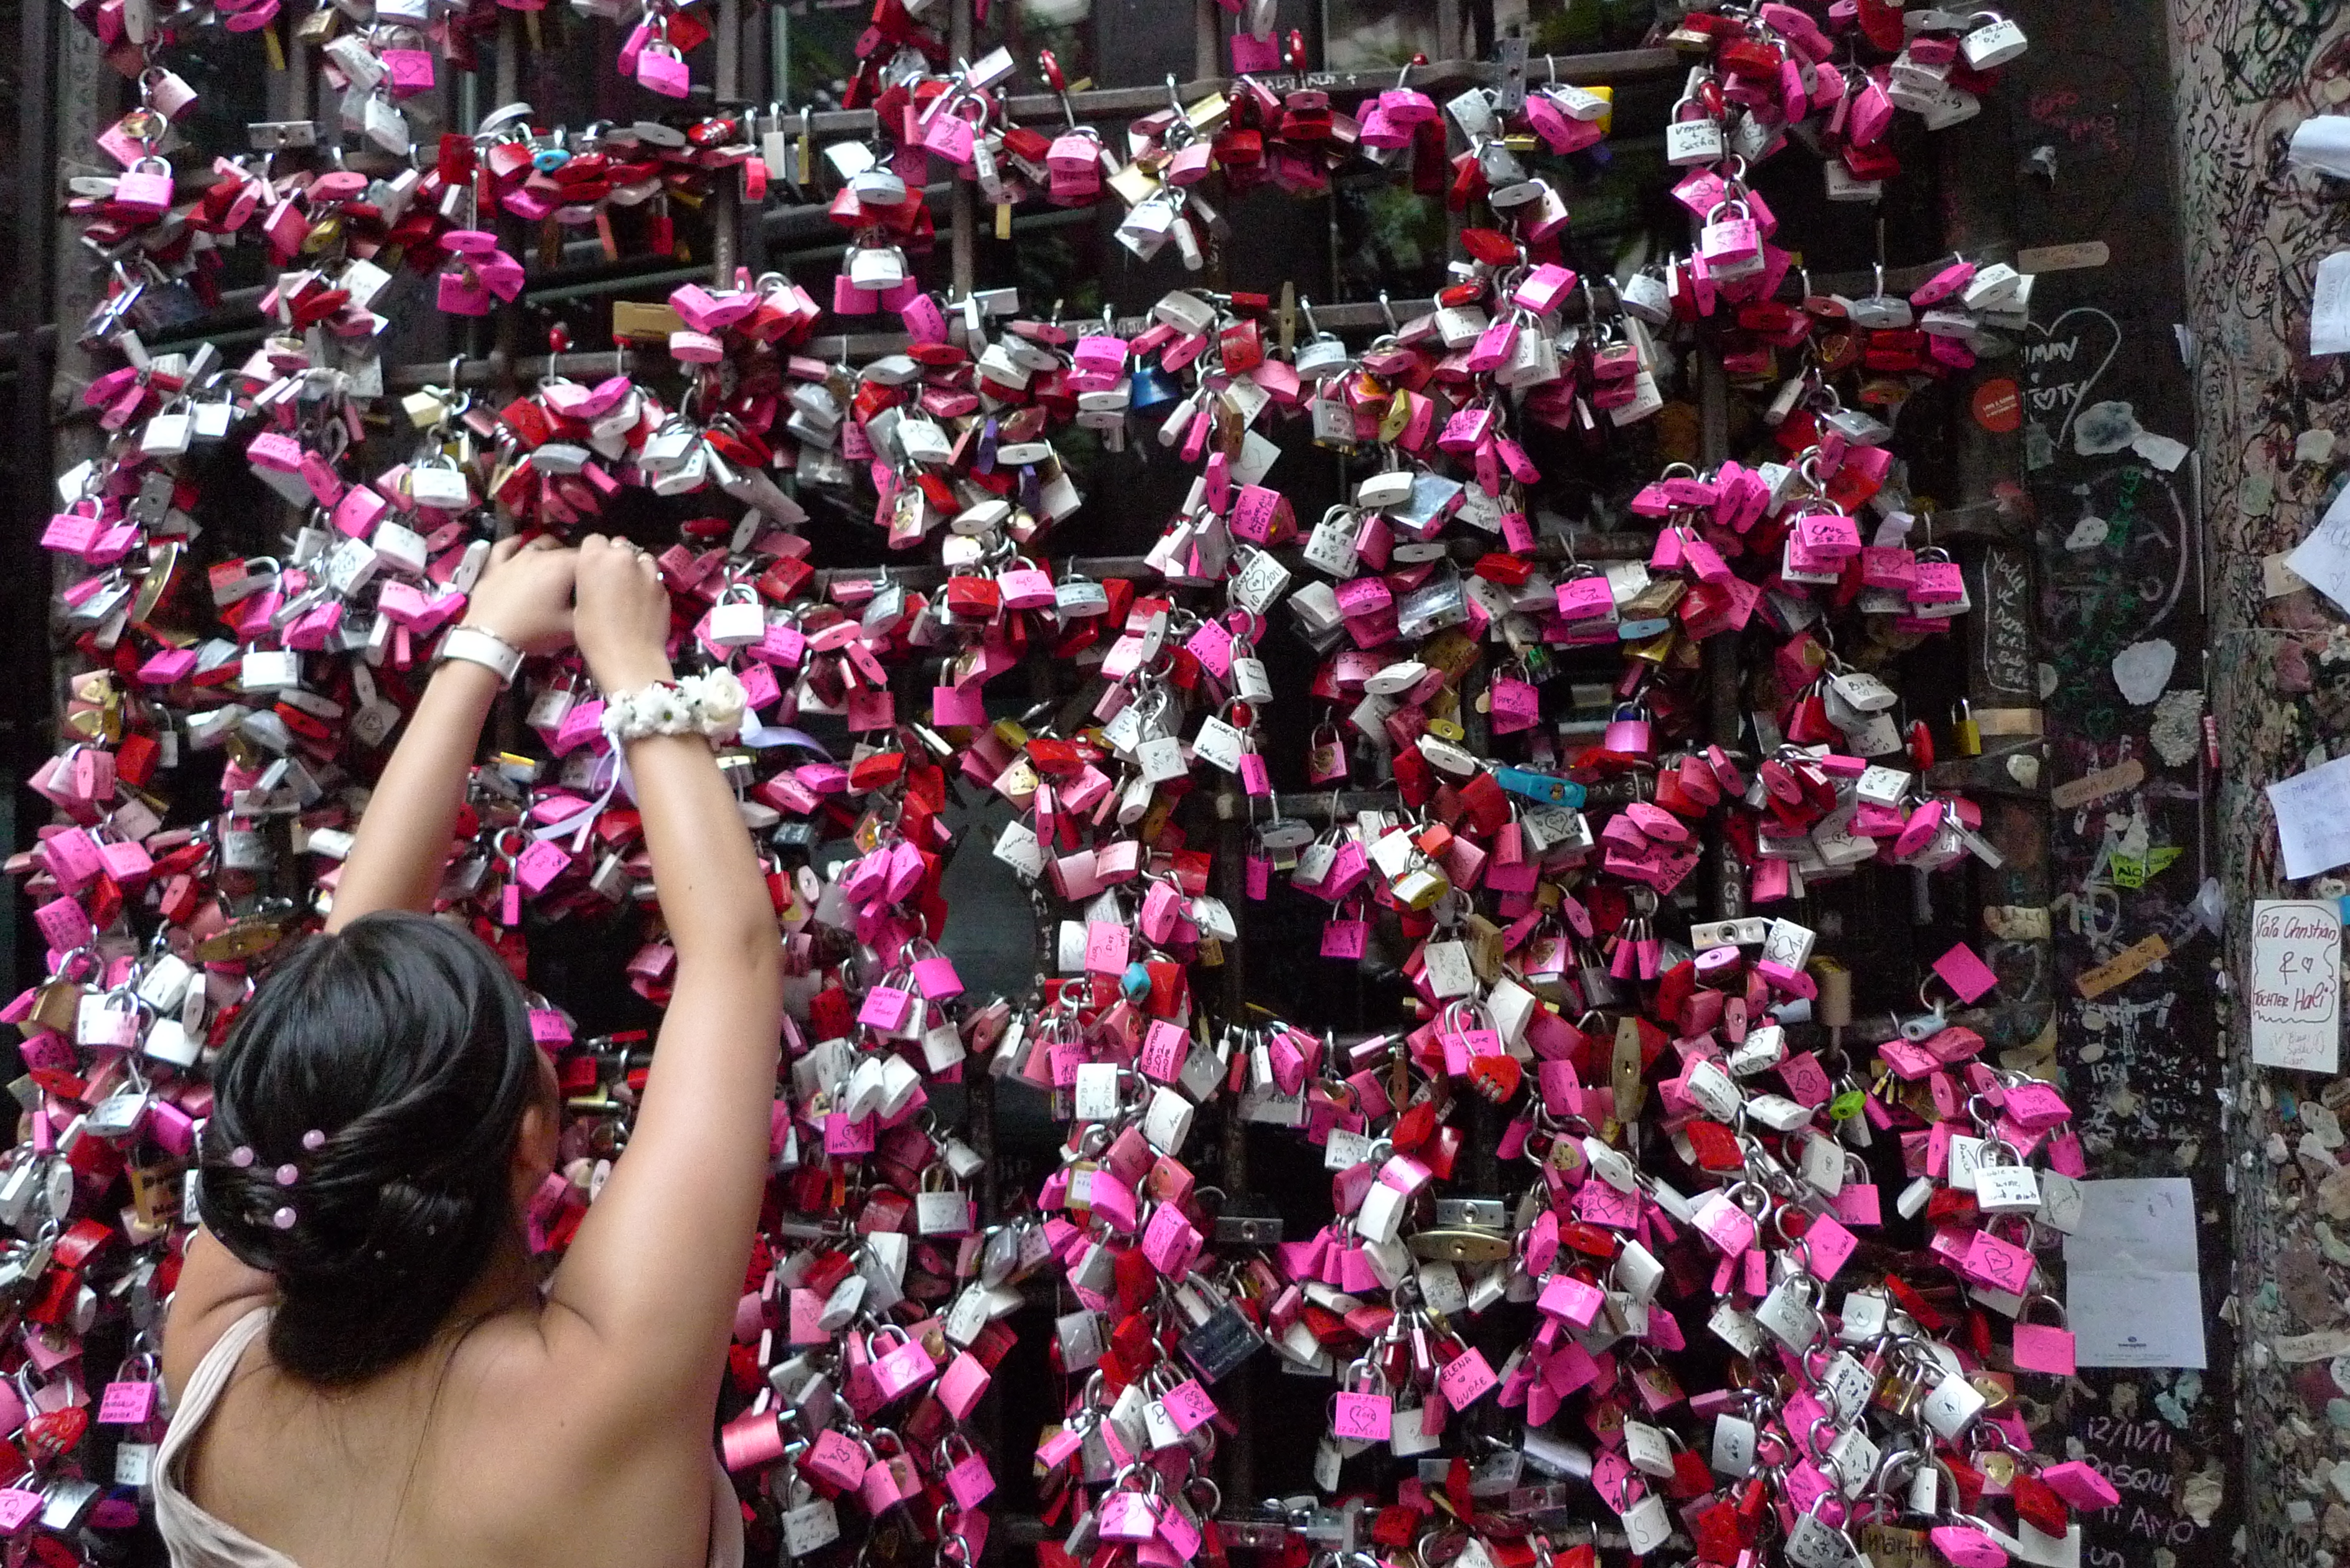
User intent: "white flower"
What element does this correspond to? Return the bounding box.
[640,685,691,734]
[686,668,748,740]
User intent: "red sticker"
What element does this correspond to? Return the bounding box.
[1972,378,2021,433]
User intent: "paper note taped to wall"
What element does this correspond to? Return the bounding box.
[2246,902,2340,1071]
[2267,752,2350,879]
[2250,899,2342,1071]
[2289,115,2350,177]
[2063,1178,2206,1369]
[2315,253,2350,356]
[2285,482,2350,616]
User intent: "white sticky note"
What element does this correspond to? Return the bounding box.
[2288,483,2350,615]
[2315,251,2350,356]
[2266,551,2311,598]
[2130,431,2190,472]
[2250,900,2342,1072]
[2268,752,2350,879]
[2062,1178,2206,1369]
[2290,115,2350,178]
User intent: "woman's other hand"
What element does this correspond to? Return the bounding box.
[464,534,578,655]
[574,535,676,693]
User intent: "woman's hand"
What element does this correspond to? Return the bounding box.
[463,534,578,655]
[574,535,676,693]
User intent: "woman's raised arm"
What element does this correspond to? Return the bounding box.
[324,536,576,931]
[538,536,783,1411]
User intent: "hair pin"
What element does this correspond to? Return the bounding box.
[271,1206,297,1230]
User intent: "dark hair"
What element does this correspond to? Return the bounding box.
[199,911,543,1384]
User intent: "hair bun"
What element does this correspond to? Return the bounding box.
[197,912,540,1384]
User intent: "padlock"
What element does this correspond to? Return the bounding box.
[114,157,176,218]
[636,40,691,97]
[1664,91,1725,166]
[706,584,765,648]
[1960,10,2029,69]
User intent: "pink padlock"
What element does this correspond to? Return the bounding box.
[380,47,436,95]
[1929,1526,2008,1568]
[635,40,691,96]
[800,1426,866,1491]
[866,1326,935,1402]
[936,1350,991,1421]
[1601,705,1653,757]
[1046,129,1103,200]
[114,157,175,218]
[942,1438,995,1510]
[718,1409,785,1473]
[2038,1459,2120,1511]
[856,983,911,1032]
[858,1444,919,1514]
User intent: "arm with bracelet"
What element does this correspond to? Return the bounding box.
[322,534,578,931]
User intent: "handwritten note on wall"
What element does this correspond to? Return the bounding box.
[2251,900,2342,1072]
[2265,752,2350,879]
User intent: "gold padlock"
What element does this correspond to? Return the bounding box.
[1624,578,1687,619]
[1377,391,1415,445]
[611,301,685,340]
[127,1160,180,1230]
[1611,1017,1645,1121]
[1421,629,1481,677]
[1184,93,1231,136]
[30,981,82,1037]
[1105,161,1162,208]
[1392,863,1451,910]
[1464,915,1507,982]
[194,915,288,963]
[1954,698,1982,757]
[131,539,183,627]
[1813,957,1853,1029]
[400,388,449,429]
[1407,1226,1512,1264]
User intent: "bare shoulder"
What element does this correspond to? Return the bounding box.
[160,1229,276,1403]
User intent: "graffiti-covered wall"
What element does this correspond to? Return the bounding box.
[2173,1,2350,1561]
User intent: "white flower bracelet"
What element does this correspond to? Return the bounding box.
[599,668,749,745]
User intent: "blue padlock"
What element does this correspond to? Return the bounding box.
[1493,767,1586,810]
[1129,365,1181,414]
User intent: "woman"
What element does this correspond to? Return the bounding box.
[156,533,784,1568]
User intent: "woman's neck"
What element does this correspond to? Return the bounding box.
[442,1226,541,1334]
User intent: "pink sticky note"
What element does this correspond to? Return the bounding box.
[1933,941,2000,1004]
